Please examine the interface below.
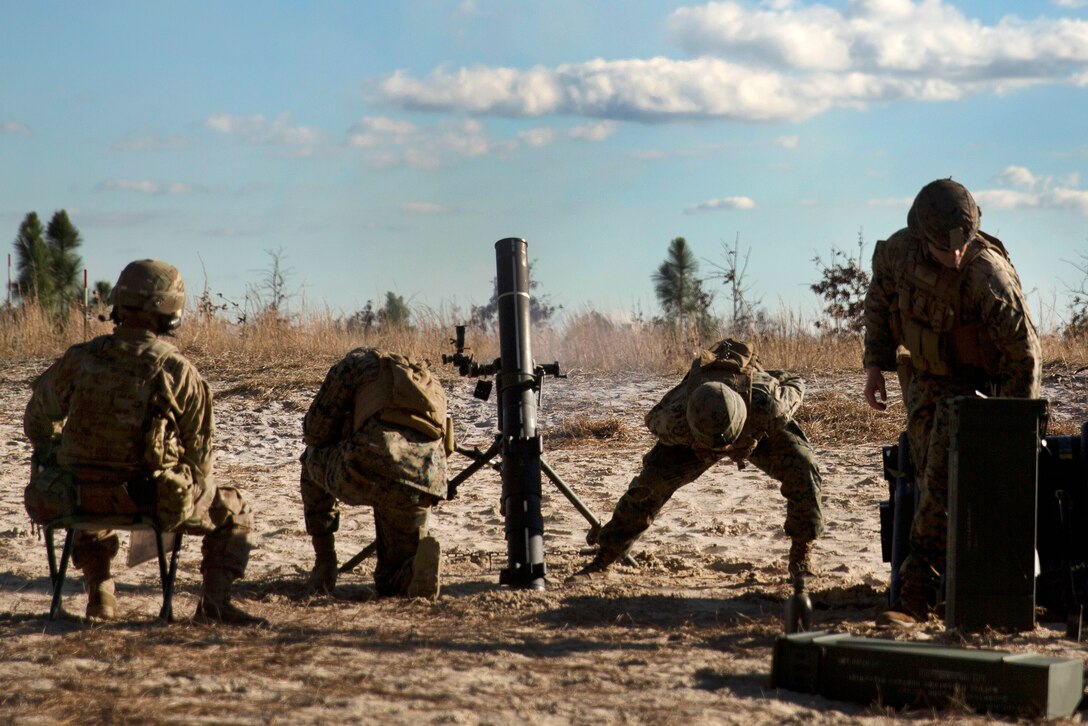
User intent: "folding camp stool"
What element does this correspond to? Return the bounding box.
[44,514,183,622]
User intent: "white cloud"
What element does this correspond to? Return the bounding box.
[775,135,799,148]
[346,116,613,168]
[98,179,198,195]
[348,116,514,169]
[204,113,327,155]
[377,1,1088,124]
[380,58,874,123]
[569,120,619,141]
[685,196,757,214]
[668,1,1088,79]
[975,165,1088,215]
[113,133,189,151]
[1053,0,1088,9]
[2,121,30,134]
[401,201,457,215]
[518,127,558,147]
[347,116,417,147]
[669,2,853,71]
[515,122,619,147]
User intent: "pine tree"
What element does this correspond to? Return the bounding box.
[652,237,713,331]
[45,210,84,311]
[13,212,56,309]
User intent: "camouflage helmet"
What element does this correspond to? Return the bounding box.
[108,260,185,316]
[907,178,980,251]
[687,381,746,450]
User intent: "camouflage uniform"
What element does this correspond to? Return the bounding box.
[594,362,824,565]
[301,348,447,596]
[23,326,254,594]
[864,213,1041,610]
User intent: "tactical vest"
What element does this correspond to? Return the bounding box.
[352,351,447,440]
[645,338,761,445]
[59,334,177,481]
[892,232,1007,377]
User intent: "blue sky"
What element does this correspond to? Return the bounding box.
[3,0,1088,327]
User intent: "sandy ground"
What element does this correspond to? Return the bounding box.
[1,358,1087,725]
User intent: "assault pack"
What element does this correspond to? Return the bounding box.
[353,351,447,440]
[645,338,761,446]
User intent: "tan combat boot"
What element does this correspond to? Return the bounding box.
[406,536,442,599]
[569,546,624,580]
[878,581,932,626]
[307,533,338,594]
[75,538,118,620]
[788,539,815,579]
[195,568,269,626]
[83,564,117,621]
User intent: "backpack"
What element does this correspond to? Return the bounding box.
[645,338,761,443]
[352,351,447,440]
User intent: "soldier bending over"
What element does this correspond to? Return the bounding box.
[300,348,449,598]
[577,339,824,577]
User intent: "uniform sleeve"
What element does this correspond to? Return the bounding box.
[974,259,1041,399]
[161,357,215,485]
[765,370,806,420]
[746,372,797,439]
[862,237,900,371]
[23,350,79,453]
[303,351,380,447]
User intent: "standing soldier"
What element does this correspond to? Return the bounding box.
[863,178,1041,624]
[300,348,448,598]
[576,339,824,578]
[23,260,265,625]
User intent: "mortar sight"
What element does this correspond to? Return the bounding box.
[441,324,499,378]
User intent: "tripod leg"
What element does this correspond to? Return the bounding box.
[541,458,638,568]
[339,540,379,574]
[447,437,503,499]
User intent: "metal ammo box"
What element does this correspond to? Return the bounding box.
[947,396,1048,632]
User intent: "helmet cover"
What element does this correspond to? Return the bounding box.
[687,381,747,450]
[108,259,185,315]
[907,178,980,251]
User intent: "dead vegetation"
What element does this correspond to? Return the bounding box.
[546,415,636,449]
[3,308,1088,724]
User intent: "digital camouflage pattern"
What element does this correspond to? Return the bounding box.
[302,348,448,499]
[300,436,440,595]
[300,348,448,595]
[594,347,823,563]
[863,212,1041,611]
[23,325,254,580]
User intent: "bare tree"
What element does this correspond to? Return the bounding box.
[705,233,764,336]
[247,247,297,318]
[1062,248,1088,339]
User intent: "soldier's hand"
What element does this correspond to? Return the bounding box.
[864,366,887,411]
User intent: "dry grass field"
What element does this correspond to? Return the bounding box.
[2,310,1088,724]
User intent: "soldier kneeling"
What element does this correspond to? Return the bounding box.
[300,348,449,599]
